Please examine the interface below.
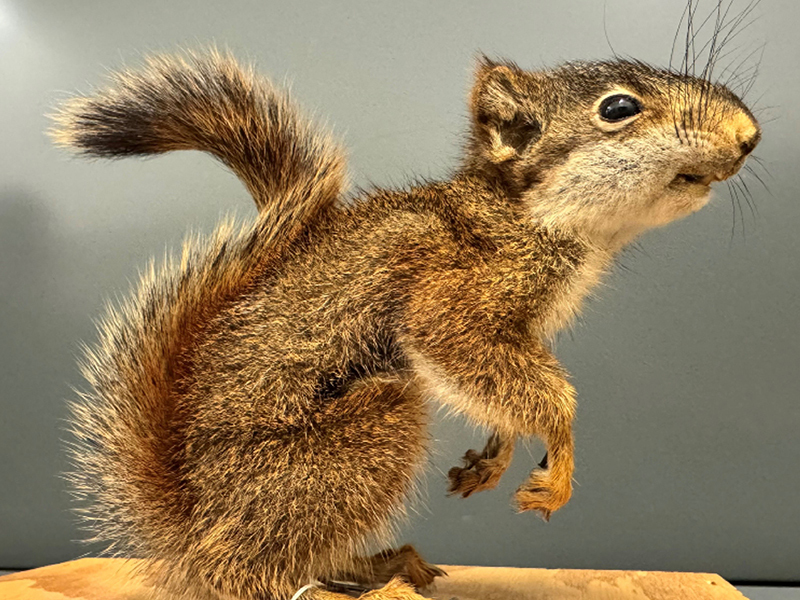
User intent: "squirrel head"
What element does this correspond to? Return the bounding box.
[466,57,761,248]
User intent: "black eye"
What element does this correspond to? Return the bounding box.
[598,94,641,122]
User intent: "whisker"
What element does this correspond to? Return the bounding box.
[695,2,725,68]
[749,155,772,177]
[726,181,738,244]
[713,36,755,73]
[701,1,726,128]
[692,2,717,128]
[703,0,750,69]
[743,164,772,195]
[721,43,765,94]
[730,178,747,239]
[687,0,700,138]
[688,2,722,73]
[628,240,651,259]
[734,175,758,219]
[723,61,757,89]
[708,0,762,108]
[602,1,619,59]
[748,92,774,116]
[740,44,765,99]
[716,34,763,82]
[713,0,761,59]
[750,101,776,112]
[715,16,761,63]
[670,1,692,75]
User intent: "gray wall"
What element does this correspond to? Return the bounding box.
[1,0,798,583]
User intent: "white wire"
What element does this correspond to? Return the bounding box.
[290,583,318,600]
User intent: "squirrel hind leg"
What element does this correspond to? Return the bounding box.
[323,544,446,592]
[177,378,429,600]
[306,577,429,600]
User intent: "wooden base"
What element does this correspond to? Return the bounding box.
[0,558,749,599]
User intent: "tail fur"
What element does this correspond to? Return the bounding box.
[51,49,346,219]
[55,51,345,586]
[67,218,285,564]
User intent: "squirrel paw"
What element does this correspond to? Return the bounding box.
[372,544,446,590]
[447,445,510,498]
[513,469,572,521]
[324,544,445,593]
[359,577,429,600]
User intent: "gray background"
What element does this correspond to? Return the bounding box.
[1,0,798,585]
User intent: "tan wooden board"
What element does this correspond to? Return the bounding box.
[431,565,748,600]
[0,558,749,600]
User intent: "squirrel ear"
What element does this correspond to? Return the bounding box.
[471,58,542,163]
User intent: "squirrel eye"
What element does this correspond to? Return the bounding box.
[598,94,641,122]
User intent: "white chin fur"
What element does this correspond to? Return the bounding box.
[657,183,714,222]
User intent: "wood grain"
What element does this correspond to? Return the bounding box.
[0,559,749,600]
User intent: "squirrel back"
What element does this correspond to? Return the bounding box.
[54,51,346,570]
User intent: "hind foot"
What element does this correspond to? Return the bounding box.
[361,577,429,599]
[324,544,445,592]
[309,577,427,600]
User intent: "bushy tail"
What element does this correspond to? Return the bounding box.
[66,218,285,565]
[51,49,346,221]
[53,51,345,582]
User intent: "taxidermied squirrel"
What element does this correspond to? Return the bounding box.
[52,44,760,600]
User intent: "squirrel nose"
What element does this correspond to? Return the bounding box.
[735,117,761,157]
[738,128,760,156]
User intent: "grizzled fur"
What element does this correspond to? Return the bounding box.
[52,50,346,227]
[53,46,760,600]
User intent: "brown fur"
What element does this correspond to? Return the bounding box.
[52,48,760,600]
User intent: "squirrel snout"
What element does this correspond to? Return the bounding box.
[738,127,761,157]
[700,111,761,183]
[726,114,761,180]
[731,111,761,158]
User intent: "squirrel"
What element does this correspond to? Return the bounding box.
[51,47,760,600]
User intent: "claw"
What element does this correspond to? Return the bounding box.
[539,508,552,522]
[538,452,548,469]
